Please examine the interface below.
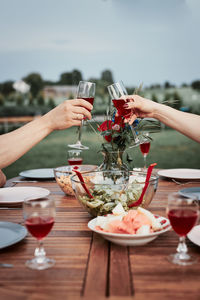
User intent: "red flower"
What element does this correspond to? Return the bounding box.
[97,120,112,142]
[98,117,125,143]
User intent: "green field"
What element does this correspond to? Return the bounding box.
[3,126,200,180]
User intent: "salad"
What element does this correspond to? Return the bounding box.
[78,174,149,216]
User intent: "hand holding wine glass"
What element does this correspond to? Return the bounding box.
[166,192,199,266]
[68,81,95,150]
[107,80,140,145]
[23,197,56,270]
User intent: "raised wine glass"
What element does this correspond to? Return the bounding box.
[107,80,140,146]
[139,133,151,169]
[68,81,95,150]
[166,192,199,266]
[23,197,56,270]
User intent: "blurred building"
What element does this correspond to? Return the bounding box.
[43,85,77,104]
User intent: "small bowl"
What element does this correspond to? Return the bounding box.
[71,170,158,216]
[88,215,170,246]
[54,165,97,196]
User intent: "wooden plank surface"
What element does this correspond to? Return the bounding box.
[0,176,200,299]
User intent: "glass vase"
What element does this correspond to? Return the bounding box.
[99,150,129,174]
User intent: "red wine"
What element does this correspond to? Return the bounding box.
[112,99,131,117]
[78,97,94,109]
[168,209,198,236]
[140,142,151,155]
[25,216,54,240]
[68,158,83,165]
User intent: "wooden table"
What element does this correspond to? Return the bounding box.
[0,176,200,300]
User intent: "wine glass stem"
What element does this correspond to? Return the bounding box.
[77,121,83,144]
[177,236,188,257]
[143,154,147,168]
[35,240,46,263]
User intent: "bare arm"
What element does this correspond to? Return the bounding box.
[0,99,93,169]
[0,170,6,187]
[125,95,200,143]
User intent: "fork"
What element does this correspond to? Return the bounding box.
[0,263,13,268]
[172,179,200,185]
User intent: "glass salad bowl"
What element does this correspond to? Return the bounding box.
[70,170,158,217]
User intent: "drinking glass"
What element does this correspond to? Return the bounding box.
[107,81,140,145]
[68,81,95,150]
[23,197,56,270]
[67,149,83,166]
[107,80,132,118]
[166,192,199,266]
[139,133,151,169]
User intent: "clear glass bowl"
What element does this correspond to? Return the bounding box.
[54,165,97,196]
[71,170,158,217]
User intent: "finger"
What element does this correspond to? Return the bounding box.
[72,113,84,121]
[73,107,92,120]
[73,99,93,111]
[128,114,137,125]
[72,120,82,126]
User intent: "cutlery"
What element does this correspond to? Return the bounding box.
[12,180,38,183]
[0,263,13,268]
[0,207,21,210]
[172,179,200,185]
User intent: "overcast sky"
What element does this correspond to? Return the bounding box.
[0,0,200,87]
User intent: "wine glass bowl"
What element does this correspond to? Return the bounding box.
[23,197,56,270]
[68,81,95,150]
[67,149,83,166]
[166,192,199,265]
[139,134,151,169]
[107,81,132,118]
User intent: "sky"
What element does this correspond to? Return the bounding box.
[0,0,200,87]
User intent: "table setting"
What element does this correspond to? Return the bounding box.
[0,80,200,299]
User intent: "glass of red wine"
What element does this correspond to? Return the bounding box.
[23,197,56,270]
[68,149,83,166]
[68,81,95,150]
[166,192,199,266]
[139,134,151,169]
[107,80,140,145]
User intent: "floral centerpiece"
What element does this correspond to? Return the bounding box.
[90,109,159,173]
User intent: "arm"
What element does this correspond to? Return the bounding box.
[125,95,200,143]
[0,99,93,169]
[0,170,6,187]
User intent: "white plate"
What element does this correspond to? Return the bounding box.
[0,187,50,204]
[88,215,171,246]
[0,222,27,249]
[19,168,54,179]
[179,187,200,200]
[187,225,200,247]
[158,169,200,180]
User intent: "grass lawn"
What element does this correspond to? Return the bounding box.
[3,126,200,179]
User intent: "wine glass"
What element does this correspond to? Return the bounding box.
[67,149,83,166]
[107,80,140,145]
[139,133,151,169]
[166,192,199,266]
[23,197,56,270]
[68,81,95,150]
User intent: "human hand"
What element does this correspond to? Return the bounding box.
[123,95,158,124]
[43,99,93,131]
